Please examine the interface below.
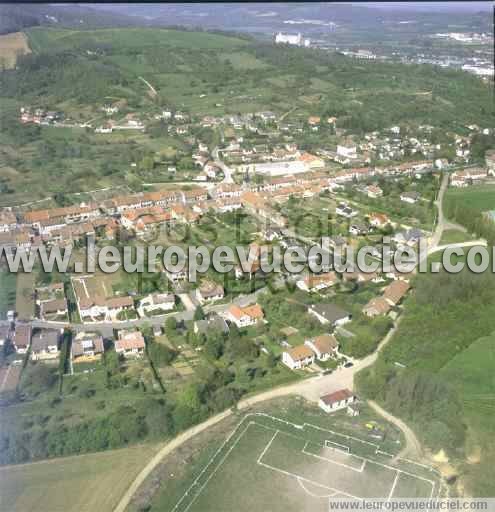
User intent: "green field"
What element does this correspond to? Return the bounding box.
[0,267,16,319]
[445,184,495,215]
[15,271,35,320]
[356,268,495,496]
[0,443,159,512]
[153,412,440,512]
[440,334,495,496]
[439,228,473,245]
[27,27,248,53]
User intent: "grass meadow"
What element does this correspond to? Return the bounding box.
[0,443,160,512]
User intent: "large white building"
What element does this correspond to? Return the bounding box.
[275,32,310,47]
[238,160,307,177]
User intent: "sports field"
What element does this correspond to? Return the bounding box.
[171,413,442,512]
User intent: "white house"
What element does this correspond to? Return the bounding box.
[336,203,358,218]
[319,389,356,413]
[400,191,420,204]
[304,334,338,361]
[115,330,145,357]
[196,280,225,305]
[282,345,315,370]
[224,304,264,329]
[296,272,338,292]
[336,143,357,164]
[138,293,175,316]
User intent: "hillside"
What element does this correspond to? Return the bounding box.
[0,26,492,205]
[0,4,141,35]
[356,269,495,496]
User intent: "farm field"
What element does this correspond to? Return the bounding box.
[163,413,441,512]
[0,443,160,512]
[440,333,495,496]
[26,27,248,53]
[444,184,495,216]
[15,271,35,320]
[0,32,31,69]
[0,266,16,319]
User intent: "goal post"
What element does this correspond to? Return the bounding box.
[324,440,351,454]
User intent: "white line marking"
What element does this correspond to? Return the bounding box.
[388,472,400,501]
[297,477,336,498]
[301,446,366,473]
[170,413,440,512]
[257,430,279,464]
[258,459,363,501]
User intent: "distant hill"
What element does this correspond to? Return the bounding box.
[0,4,141,35]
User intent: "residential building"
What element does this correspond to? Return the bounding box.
[366,185,383,198]
[368,212,390,228]
[0,210,17,233]
[319,389,356,413]
[349,223,368,236]
[225,303,264,328]
[12,324,31,353]
[383,280,411,306]
[308,304,351,327]
[362,297,392,317]
[400,191,421,204]
[336,203,358,218]
[72,332,105,361]
[336,143,357,161]
[304,334,338,361]
[138,293,175,316]
[40,298,68,320]
[115,330,145,357]
[196,280,225,304]
[31,329,61,361]
[194,315,230,336]
[282,345,315,370]
[297,272,338,292]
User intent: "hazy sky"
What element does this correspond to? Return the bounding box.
[353,2,493,12]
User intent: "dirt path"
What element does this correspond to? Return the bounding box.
[114,170,455,512]
[113,311,407,512]
[368,400,422,460]
[138,76,158,97]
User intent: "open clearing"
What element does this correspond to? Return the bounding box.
[0,443,160,512]
[0,266,16,319]
[445,184,495,215]
[0,32,31,69]
[170,413,442,512]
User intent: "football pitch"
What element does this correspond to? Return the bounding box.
[171,413,443,512]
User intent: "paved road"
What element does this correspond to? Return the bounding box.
[1,288,265,337]
[212,147,234,184]
[428,239,487,256]
[429,172,449,250]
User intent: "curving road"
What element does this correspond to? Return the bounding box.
[114,173,460,512]
[113,312,406,512]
